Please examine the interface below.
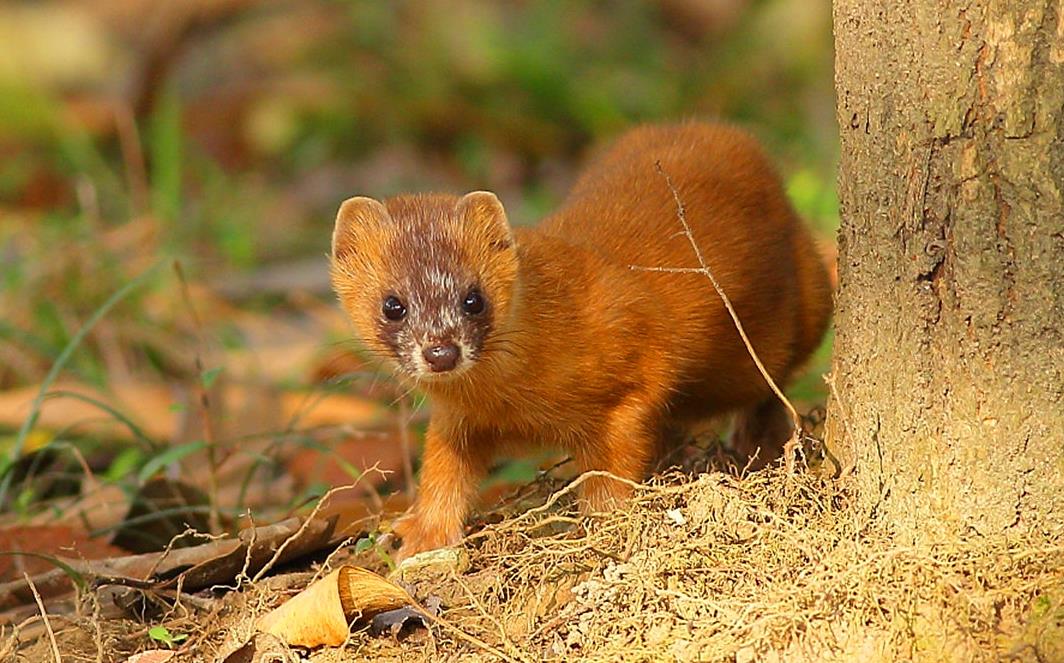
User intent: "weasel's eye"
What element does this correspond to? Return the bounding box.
[382,296,407,321]
[462,289,485,315]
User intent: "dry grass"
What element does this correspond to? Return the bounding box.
[9,459,1064,662]
[384,466,1063,662]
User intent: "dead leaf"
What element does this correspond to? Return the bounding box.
[0,381,176,441]
[0,524,125,582]
[123,650,175,663]
[255,565,417,648]
[220,632,296,663]
[0,380,386,444]
[0,515,337,612]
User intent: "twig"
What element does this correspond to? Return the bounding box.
[467,469,692,546]
[0,625,15,663]
[315,537,356,583]
[164,573,189,622]
[518,471,644,522]
[23,573,61,663]
[633,162,804,472]
[250,472,380,583]
[63,443,116,525]
[233,510,258,589]
[89,587,104,663]
[173,261,223,535]
[144,527,220,580]
[739,447,762,478]
[451,569,521,660]
[418,608,517,663]
[208,511,258,593]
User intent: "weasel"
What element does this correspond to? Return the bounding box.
[330,122,833,560]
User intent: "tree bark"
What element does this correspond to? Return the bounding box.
[830,0,1064,540]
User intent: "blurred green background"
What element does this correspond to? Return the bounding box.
[0,0,836,526]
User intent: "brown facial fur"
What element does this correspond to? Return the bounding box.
[330,122,833,560]
[331,192,519,379]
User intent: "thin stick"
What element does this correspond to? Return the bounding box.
[233,510,258,589]
[23,572,62,663]
[144,527,219,580]
[451,569,521,660]
[419,608,517,662]
[89,586,104,663]
[633,162,804,471]
[314,536,355,583]
[517,470,644,523]
[208,512,257,592]
[814,374,845,478]
[173,260,223,534]
[64,443,115,524]
[250,471,381,583]
[0,625,15,663]
[466,468,691,545]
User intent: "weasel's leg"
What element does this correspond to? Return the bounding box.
[394,419,489,561]
[574,395,662,512]
[729,397,793,470]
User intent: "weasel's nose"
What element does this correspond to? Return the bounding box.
[422,343,461,372]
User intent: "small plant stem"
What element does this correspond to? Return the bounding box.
[173,261,222,535]
[24,572,62,663]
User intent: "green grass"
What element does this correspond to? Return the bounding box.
[0,265,160,509]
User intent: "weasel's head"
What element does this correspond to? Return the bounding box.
[330,191,519,383]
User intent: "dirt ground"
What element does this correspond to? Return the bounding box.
[7,447,1063,663]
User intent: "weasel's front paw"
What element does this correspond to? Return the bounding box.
[392,508,462,562]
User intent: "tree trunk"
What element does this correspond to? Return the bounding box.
[829,0,1064,540]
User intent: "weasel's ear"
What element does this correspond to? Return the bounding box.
[332,196,389,262]
[456,191,514,252]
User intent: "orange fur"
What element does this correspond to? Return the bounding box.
[330,122,833,559]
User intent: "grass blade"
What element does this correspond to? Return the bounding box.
[42,390,159,452]
[138,440,207,484]
[0,551,87,592]
[0,265,160,508]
